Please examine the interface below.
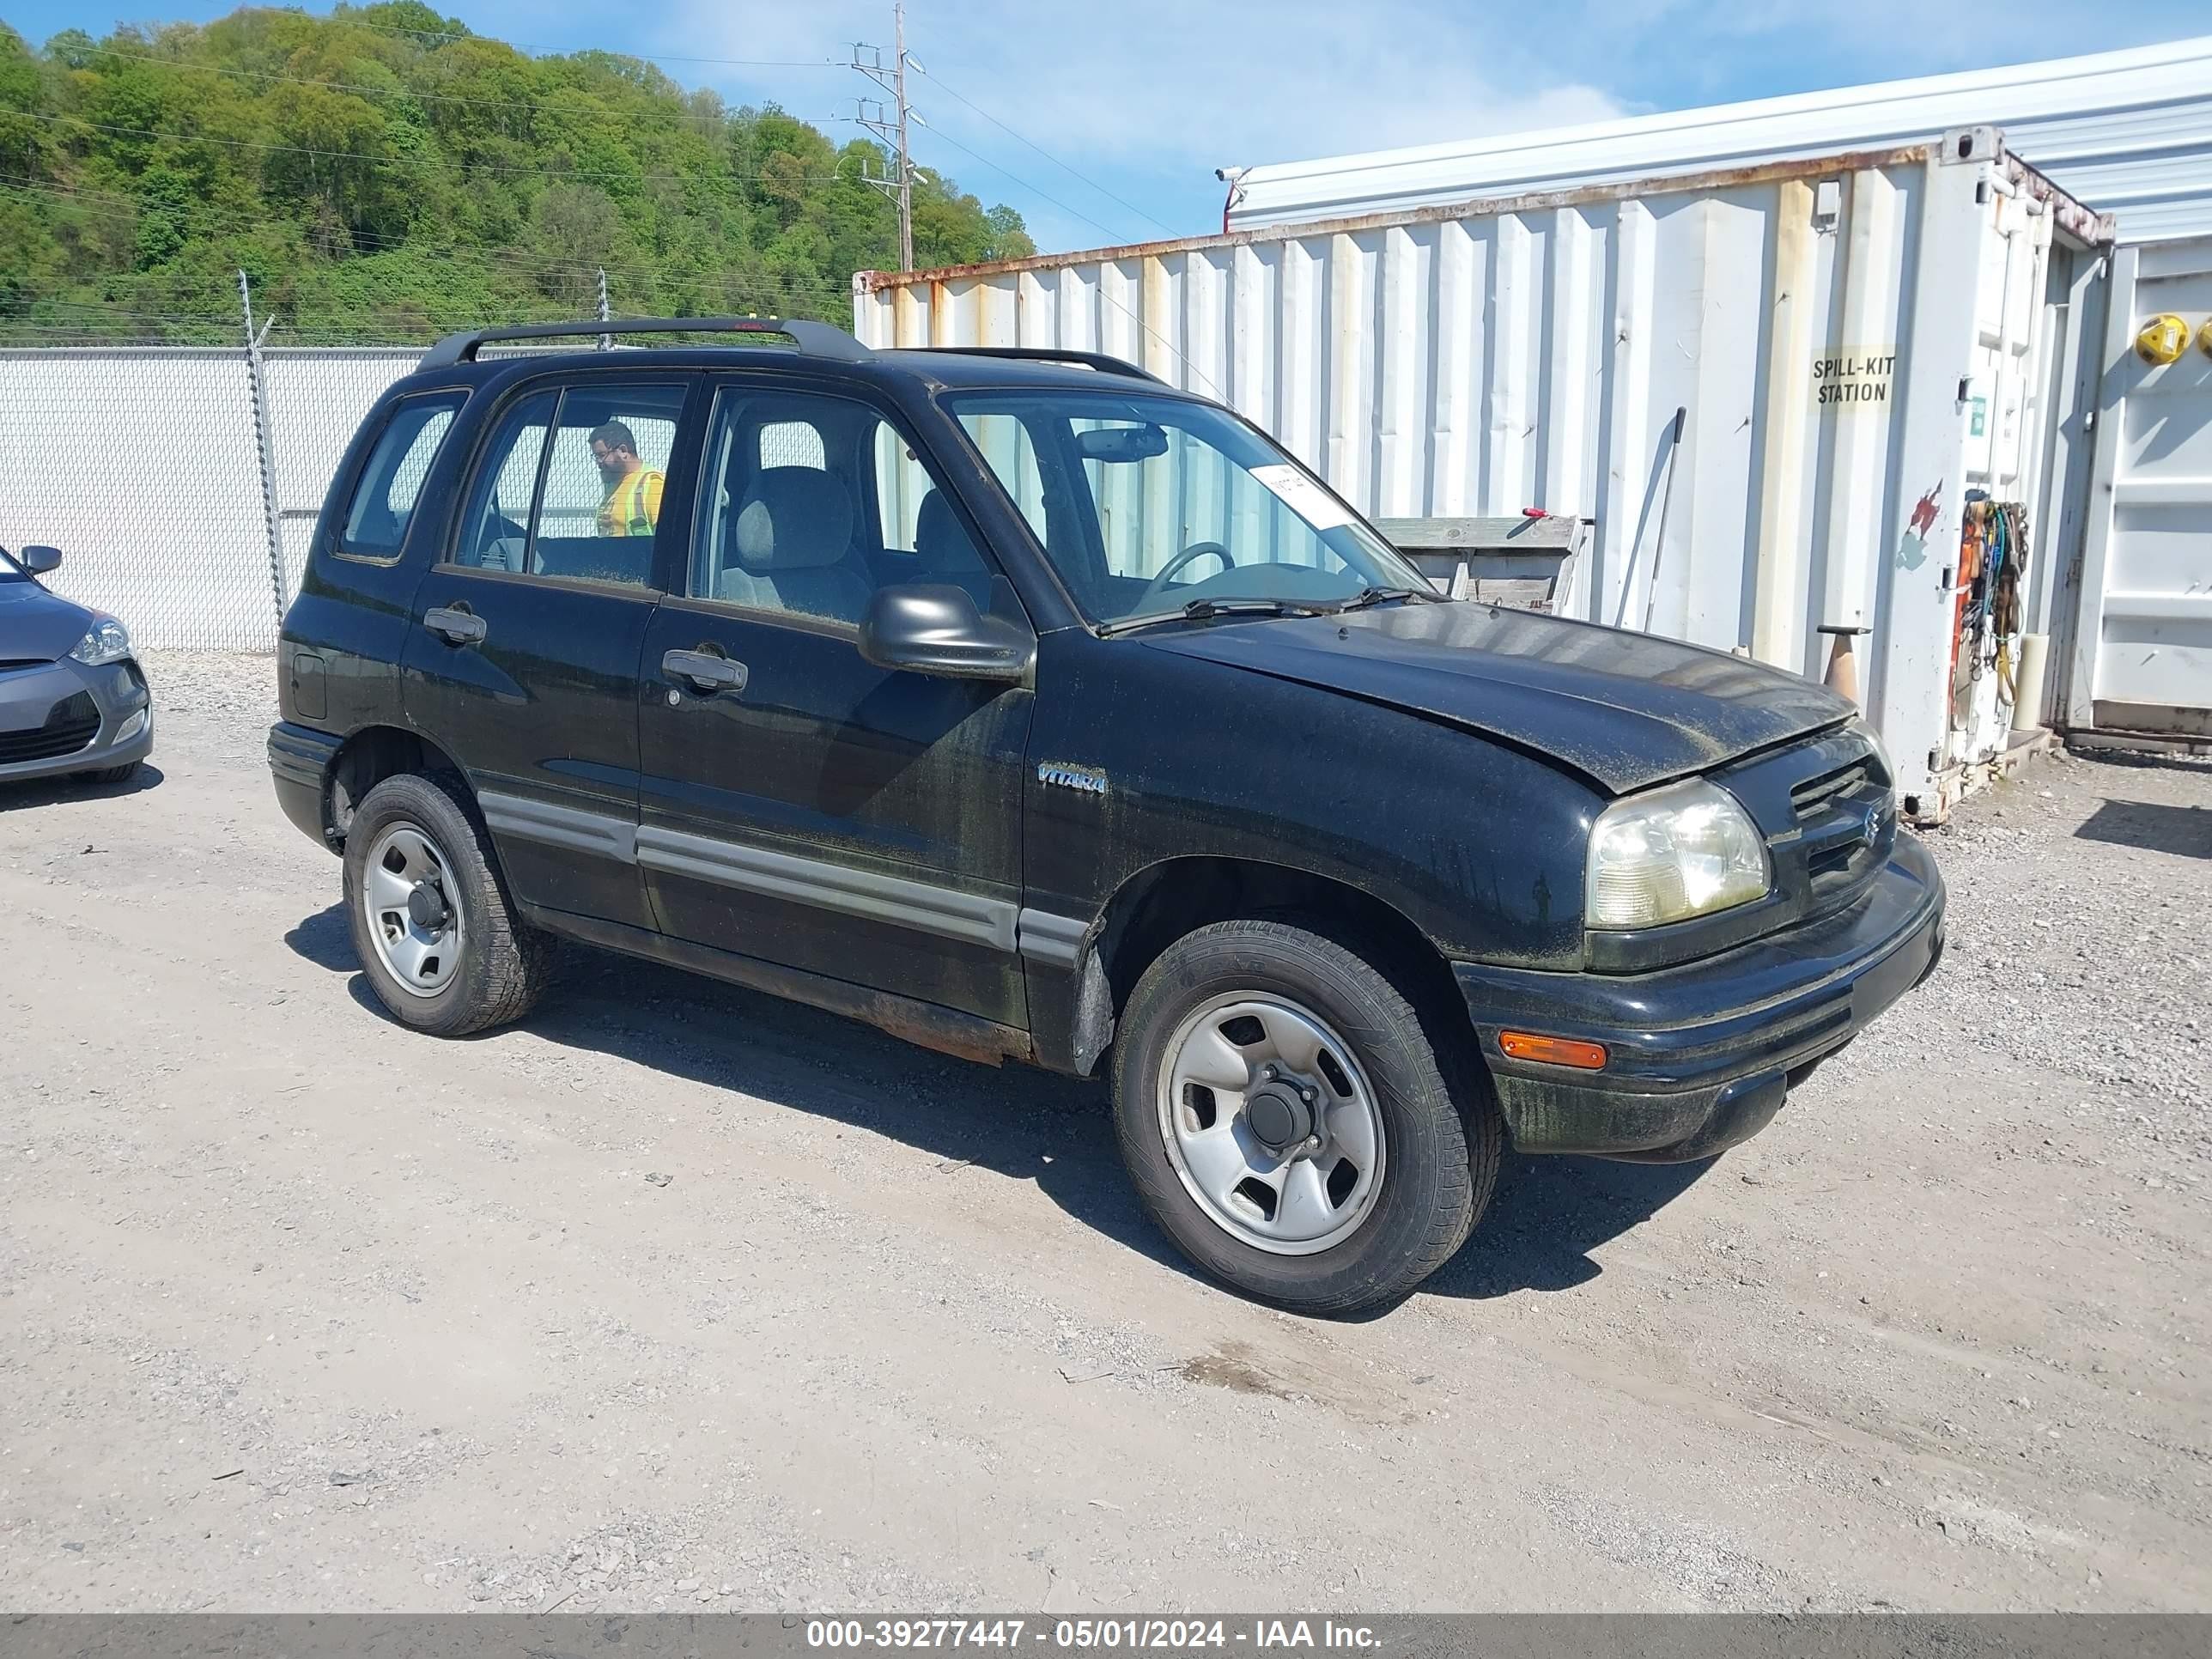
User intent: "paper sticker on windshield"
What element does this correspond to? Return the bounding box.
[1249,464,1352,530]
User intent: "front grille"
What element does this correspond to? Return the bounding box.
[0,690,100,764]
[0,658,49,674]
[1791,761,1870,822]
[1796,777,1893,902]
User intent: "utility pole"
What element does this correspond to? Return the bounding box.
[596,266,611,349]
[852,0,921,270]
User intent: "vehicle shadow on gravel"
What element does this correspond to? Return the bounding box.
[286,900,1710,1310]
[0,762,165,811]
[2075,797,2212,860]
[1418,1152,1709,1301]
[288,902,1191,1279]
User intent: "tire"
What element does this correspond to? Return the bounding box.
[342,771,554,1036]
[1112,919,1501,1316]
[79,762,140,785]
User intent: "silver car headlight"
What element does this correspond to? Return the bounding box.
[1586,777,1770,929]
[69,617,131,666]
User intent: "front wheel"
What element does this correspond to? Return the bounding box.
[343,772,554,1036]
[1112,920,1499,1316]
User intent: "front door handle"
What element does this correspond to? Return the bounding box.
[663,648,747,695]
[423,605,487,646]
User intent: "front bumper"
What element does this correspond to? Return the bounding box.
[1454,836,1946,1162]
[0,656,153,784]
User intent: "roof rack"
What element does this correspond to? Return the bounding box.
[927,345,1162,383]
[417,317,872,369]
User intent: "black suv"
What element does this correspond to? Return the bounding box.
[270,318,1943,1314]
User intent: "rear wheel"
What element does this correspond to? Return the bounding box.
[1112,920,1499,1316]
[343,772,553,1036]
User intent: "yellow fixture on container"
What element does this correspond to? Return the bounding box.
[2136,313,2190,365]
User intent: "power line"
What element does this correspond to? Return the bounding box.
[906,124,1124,245]
[58,42,745,127]
[829,131,1221,394]
[0,227,857,325]
[848,0,917,271]
[1,179,846,276]
[18,110,858,189]
[0,179,854,297]
[911,67,1170,240]
[198,8,846,71]
[55,40,861,140]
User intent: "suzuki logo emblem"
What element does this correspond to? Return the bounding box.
[1860,799,1888,849]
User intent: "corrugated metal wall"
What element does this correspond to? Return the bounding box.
[0,348,418,650]
[1224,36,2212,246]
[864,152,2045,684]
[857,144,2108,813]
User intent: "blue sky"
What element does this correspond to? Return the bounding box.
[8,0,2208,253]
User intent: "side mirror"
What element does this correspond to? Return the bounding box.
[21,545,61,575]
[858,583,1034,683]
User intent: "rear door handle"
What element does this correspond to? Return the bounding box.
[423,605,487,646]
[663,648,747,694]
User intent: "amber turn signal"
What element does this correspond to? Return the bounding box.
[1498,1030,1608,1070]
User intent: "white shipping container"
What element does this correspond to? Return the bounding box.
[1222,36,2212,246]
[854,134,2114,819]
[2059,234,2212,740]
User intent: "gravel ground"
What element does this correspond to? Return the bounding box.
[0,651,2206,1613]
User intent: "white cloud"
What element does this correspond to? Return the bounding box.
[623,0,2209,252]
[647,0,1627,246]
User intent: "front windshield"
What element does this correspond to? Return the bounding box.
[945,388,1427,626]
[0,549,26,582]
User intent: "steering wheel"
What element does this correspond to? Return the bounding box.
[1133,541,1236,611]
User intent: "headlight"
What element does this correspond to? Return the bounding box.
[69,617,131,666]
[1586,777,1770,929]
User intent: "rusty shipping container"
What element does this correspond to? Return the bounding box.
[854,132,2115,820]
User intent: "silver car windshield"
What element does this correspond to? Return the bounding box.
[944,388,1427,627]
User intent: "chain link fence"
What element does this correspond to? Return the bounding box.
[0,345,424,650]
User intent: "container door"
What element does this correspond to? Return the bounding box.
[2068,237,2212,738]
[1940,180,2058,773]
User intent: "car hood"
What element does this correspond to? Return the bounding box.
[0,579,93,665]
[1139,601,1855,795]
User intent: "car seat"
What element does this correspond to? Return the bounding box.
[720,466,870,623]
[912,489,993,608]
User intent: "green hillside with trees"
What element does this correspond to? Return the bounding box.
[0,2,1034,342]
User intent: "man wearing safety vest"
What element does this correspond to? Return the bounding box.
[589,421,665,537]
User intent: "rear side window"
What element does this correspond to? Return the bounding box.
[448,380,684,587]
[339,392,465,561]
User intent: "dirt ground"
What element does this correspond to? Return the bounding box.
[2,652,2207,1613]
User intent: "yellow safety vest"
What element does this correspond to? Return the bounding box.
[599,468,664,538]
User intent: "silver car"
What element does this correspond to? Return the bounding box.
[0,544,153,787]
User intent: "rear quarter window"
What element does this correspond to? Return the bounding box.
[338,391,467,562]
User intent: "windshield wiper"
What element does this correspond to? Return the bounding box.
[1333,584,1448,611]
[1095,597,1331,637]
